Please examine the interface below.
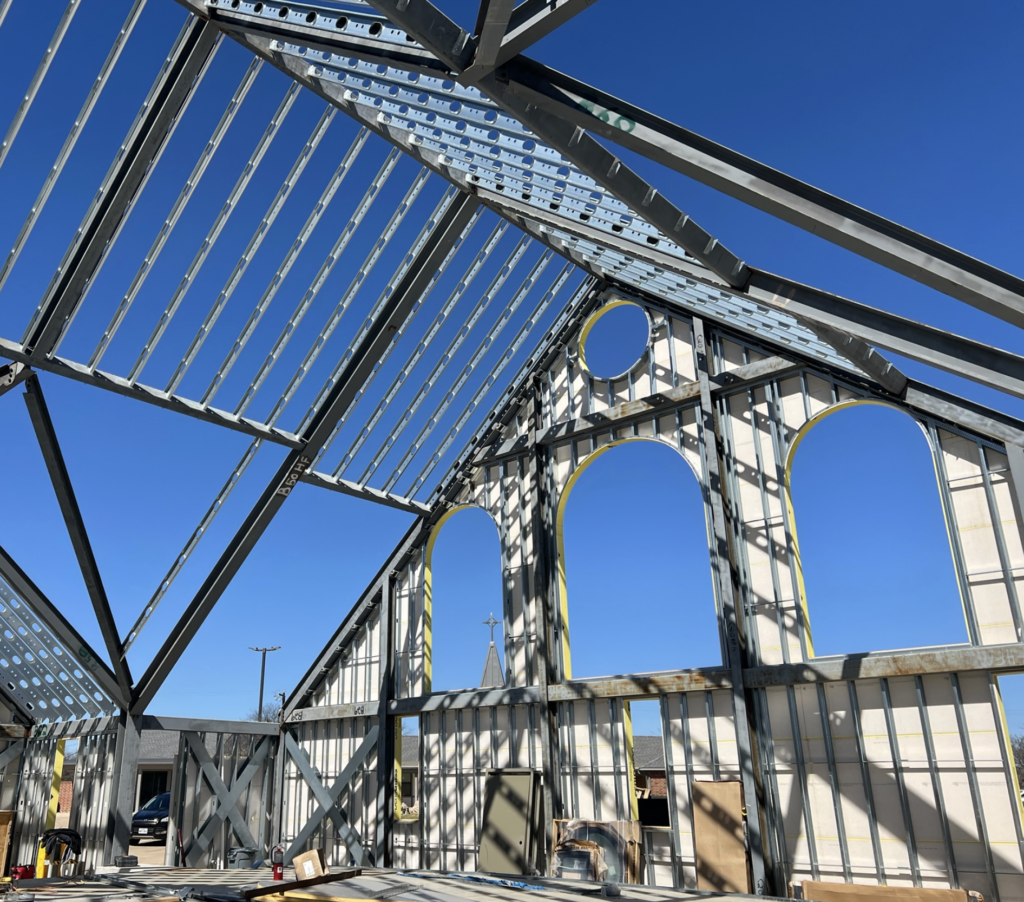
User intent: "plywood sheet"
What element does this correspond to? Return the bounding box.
[799,880,971,901]
[0,810,11,874]
[692,780,750,893]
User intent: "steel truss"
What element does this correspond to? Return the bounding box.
[0,0,1021,887]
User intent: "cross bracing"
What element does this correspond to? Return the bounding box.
[0,0,1022,891]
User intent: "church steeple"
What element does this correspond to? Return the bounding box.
[480,613,505,688]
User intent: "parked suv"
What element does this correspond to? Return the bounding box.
[131,791,170,843]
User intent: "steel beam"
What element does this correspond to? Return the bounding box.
[23,16,219,357]
[26,716,119,739]
[470,0,514,73]
[549,669,733,702]
[0,339,303,449]
[745,271,1024,400]
[0,543,127,712]
[743,643,1024,688]
[138,714,279,735]
[389,686,542,715]
[500,57,1024,329]
[797,321,908,396]
[131,193,481,714]
[300,471,431,517]
[22,376,132,700]
[530,382,561,863]
[487,0,597,69]
[199,0,1024,329]
[905,381,1024,448]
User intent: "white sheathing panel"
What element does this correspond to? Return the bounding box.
[557,698,634,822]
[419,704,540,871]
[760,674,1024,898]
[725,384,802,666]
[671,317,696,383]
[307,611,381,708]
[283,717,378,868]
[942,430,1019,645]
[718,337,752,372]
[392,816,421,869]
[396,549,426,699]
[549,350,571,425]
[644,827,675,886]
[988,448,1024,609]
[501,458,535,687]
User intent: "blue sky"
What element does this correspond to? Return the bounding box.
[0,1,1022,736]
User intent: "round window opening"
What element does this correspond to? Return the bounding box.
[579,301,650,380]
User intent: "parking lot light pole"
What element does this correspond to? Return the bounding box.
[249,646,280,719]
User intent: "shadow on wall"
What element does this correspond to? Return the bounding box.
[559,439,721,679]
[789,403,967,656]
[427,504,504,692]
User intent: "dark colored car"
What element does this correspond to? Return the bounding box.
[131,791,170,843]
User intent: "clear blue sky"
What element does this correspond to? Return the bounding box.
[0,1,1022,736]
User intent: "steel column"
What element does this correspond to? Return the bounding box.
[106,713,142,863]
[375,574,396,867]
[691,317,766,894]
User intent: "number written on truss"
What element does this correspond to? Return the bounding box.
[578,99,636,133]
[277,456,313,497]
[76,645,99,673]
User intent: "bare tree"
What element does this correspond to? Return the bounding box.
[1012,733,1024,789]
[245,700,282,722]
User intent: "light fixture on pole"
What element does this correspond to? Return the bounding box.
[249,646,280,719]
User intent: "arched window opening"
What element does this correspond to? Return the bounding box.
[789,403,966,656]
[559,440,721,679]
[426,505,505,692]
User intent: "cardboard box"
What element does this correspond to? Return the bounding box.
[291,848,326,880]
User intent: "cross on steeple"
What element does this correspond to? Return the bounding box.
[483,612,500,645]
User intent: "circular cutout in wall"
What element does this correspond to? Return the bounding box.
[579,301,650,380]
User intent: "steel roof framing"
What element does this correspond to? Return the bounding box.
[129,191,481,713]
[22,15,220,358]
[193,1,1024,415]
[0,0,1019,730]
[361,0,1024,331]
